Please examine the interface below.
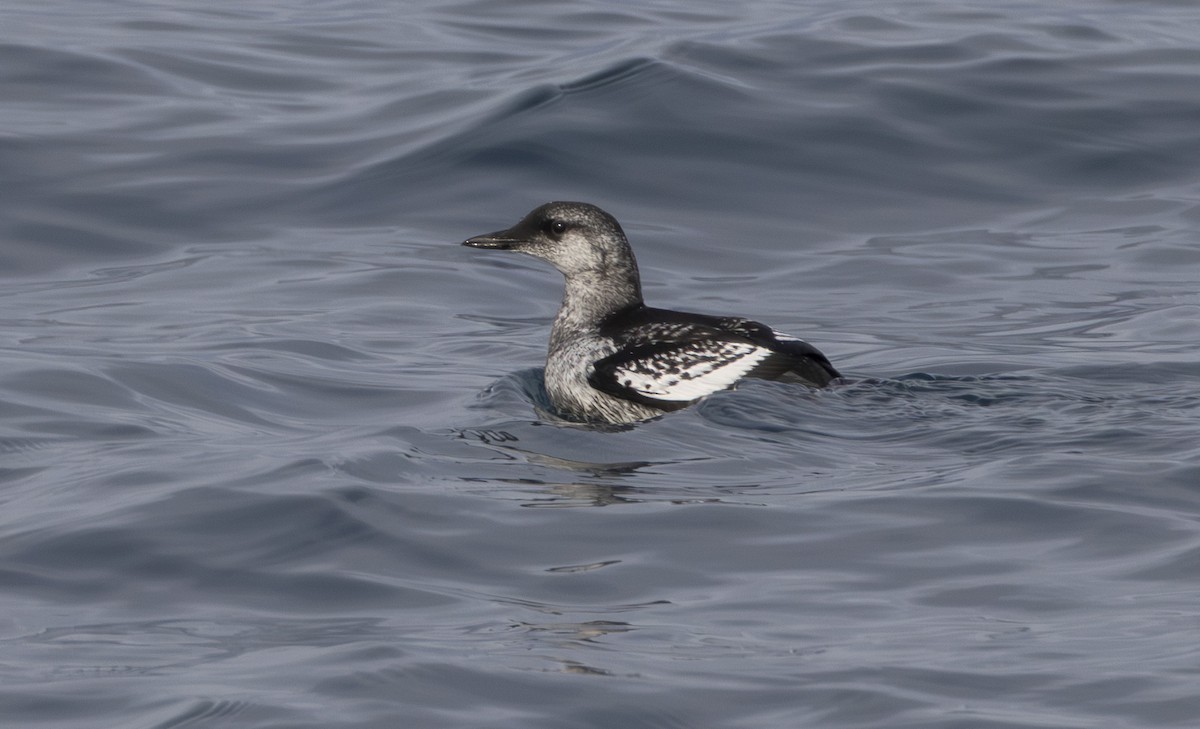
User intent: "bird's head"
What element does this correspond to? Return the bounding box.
[464,201,638,280]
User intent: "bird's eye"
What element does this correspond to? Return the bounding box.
[549,220,567,236]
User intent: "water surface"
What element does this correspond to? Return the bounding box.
[3,1,1200,727]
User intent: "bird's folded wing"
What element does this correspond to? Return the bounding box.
[588,338,772,408]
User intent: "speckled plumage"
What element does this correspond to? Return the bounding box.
[463,202,840,424]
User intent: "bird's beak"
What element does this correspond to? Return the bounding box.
[463,228,520,249]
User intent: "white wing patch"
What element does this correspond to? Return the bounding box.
[769,328,807,343]
[609,340,771,402]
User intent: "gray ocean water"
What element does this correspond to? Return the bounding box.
[3,1,1200,727]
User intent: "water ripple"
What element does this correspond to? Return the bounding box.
[4,1,1200,727]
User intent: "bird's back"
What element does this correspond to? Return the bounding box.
[586,305,840,411]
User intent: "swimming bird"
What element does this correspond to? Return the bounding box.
[463,202,840,424]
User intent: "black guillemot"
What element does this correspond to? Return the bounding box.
[463,202,840,424]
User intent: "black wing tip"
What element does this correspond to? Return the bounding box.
[747,342,841,386]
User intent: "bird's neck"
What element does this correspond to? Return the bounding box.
[551,268,643,343]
